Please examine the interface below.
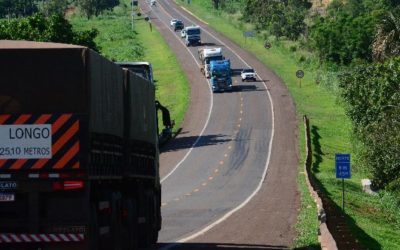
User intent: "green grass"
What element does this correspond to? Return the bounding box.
[69,1,189,132]
[133,16,189,133]
[175,0,400,249]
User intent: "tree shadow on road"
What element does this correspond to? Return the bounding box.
[201,42,217,46]
[161,133,232,153]
[231,85,266,92]
[154,242,291,249]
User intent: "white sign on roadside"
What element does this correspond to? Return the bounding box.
[0,124,52,159]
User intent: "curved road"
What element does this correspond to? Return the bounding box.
[140,0,300,249]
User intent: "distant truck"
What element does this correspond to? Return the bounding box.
[116,61,174,144]
[198,47,224,78]
[210,59,233,92]
[0,41,161,250]
[115,61,154,84]
[184,25,201,46]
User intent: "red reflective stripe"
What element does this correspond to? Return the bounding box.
[0,115,10,124]
[9,115,53,170]
[0,233,85,243]
[9,159,28,170]
[52,121,79,154]
[13,114,31,125]
[53,141,79,169]
[72,161,80,169]
[39,234,50,242]
[52,114,72,134]
[31,118,77,170]
[34,114,52,124]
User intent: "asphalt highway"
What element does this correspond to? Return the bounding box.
[140,0,300,249]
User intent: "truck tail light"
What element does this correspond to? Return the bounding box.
[52,180,84,191]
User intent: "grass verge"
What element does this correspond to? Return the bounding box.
[69,1,189,133]
[174,0,400,249]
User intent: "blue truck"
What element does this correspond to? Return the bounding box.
[210,59,232,92]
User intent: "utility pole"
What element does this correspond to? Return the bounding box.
[131,0,134,30]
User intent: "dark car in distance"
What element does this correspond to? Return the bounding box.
[174,20,184,31]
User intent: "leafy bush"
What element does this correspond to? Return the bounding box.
[339,57,400,188]
[242,0,308,40]
[0,13,99,51]
[378,191,400,227]
[309,0,388,64]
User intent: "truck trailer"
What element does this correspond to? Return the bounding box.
[198,47,224,78]
[210,59,232,92]
[184,26,201,46]
[0,40,161,250]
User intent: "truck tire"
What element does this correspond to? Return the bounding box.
[89,204,100,250]
[151,195,159,244]
[111,192,123,250]
[122,197,138,249]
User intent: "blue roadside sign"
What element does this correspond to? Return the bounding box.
[243,31,255,37]
[336,154,351,179]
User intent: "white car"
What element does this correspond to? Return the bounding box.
[170,19,178,26]
[180,29,186,38]
[241,68,256,81]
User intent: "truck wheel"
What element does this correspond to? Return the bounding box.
[123,197,138,249]
[89,204,100,250]
[150,195,159,244]
[111,193,123,250]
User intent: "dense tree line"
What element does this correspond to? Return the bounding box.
[242,0,311,40]
[309,0,390,64]
[218,0,399,63]
[0,13,99,50]
[0,0,119,18]
[0,0,38,17]
[339,58,400,190]
[78,0,120,18]
[212,0,400,189]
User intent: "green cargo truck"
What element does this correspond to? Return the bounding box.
[0,40,161,250]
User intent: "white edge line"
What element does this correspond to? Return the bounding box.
[177,87,274,243]
[180,6,209,25]
[150,1,214,183]
[158,0,276,245]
